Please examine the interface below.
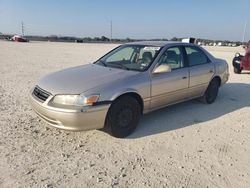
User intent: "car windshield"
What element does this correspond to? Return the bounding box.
[96,45,162,71]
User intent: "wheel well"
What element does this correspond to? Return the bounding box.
[114,92,144,114]
[213,76,221,87]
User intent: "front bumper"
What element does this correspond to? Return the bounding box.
[30,93,110,131]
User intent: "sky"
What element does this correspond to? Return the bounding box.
[0,0,250,41]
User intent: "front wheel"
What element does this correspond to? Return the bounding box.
[105,96,141,138]
[200,79,219,104]
[234,67,242,74]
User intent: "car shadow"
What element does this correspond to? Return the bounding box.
[128,83,250,139]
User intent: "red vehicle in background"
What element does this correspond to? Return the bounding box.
[232,42,250,74]
[11,35,29,42]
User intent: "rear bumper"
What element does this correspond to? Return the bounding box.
[220,64,229,86]
[30,94,110,131]
[221,72,229,85]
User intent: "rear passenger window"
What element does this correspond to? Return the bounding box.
[158,47,183,70]
[185,46,209,66]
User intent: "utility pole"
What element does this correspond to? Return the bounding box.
[110,20,112,42]
[21,21,24,37]
[242,20,247,43]
[242,0,249,43]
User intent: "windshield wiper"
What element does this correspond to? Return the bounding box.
[117,64,130,70]
[98,60,107,67]
[108,63,130,70]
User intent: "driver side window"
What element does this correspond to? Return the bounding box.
[158,47,183,70]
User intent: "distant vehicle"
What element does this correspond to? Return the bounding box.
[30,41,229,138]
[11,35,29,42]
[182,38,196,44]
[75,39,83,43]
[232,52,250,73]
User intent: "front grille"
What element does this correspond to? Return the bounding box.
[33,86,51,102]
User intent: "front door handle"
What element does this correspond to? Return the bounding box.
[209,70,214,73]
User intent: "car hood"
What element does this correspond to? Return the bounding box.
[37,64,138,95]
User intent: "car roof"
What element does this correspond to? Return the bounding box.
[125,41,182,47]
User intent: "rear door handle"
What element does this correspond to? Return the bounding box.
[182,76,187,79]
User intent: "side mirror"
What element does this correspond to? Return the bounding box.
[153,64,171,74]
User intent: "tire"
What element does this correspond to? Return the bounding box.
[105,96,141,138]
[200,79,219,104]
[234,67,241,74]
[232,56,242,74]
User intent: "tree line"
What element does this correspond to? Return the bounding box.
[0,33,245,46]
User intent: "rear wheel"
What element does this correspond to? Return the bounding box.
[201,79,219,104]
[234,67,242,74]
[105,96,141,138]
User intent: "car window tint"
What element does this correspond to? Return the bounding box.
[99,45,161,71]
[158,47,183,70]
[106,47,133,62]
[139,49,157,59]
[185,46,208,66]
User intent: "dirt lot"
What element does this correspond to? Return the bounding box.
[0,41,249,188]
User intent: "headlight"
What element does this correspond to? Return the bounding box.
[52,94,99,106]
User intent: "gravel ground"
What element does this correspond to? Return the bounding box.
[0,41,249,188]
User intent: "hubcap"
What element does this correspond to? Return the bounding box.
[117,107,133,128]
